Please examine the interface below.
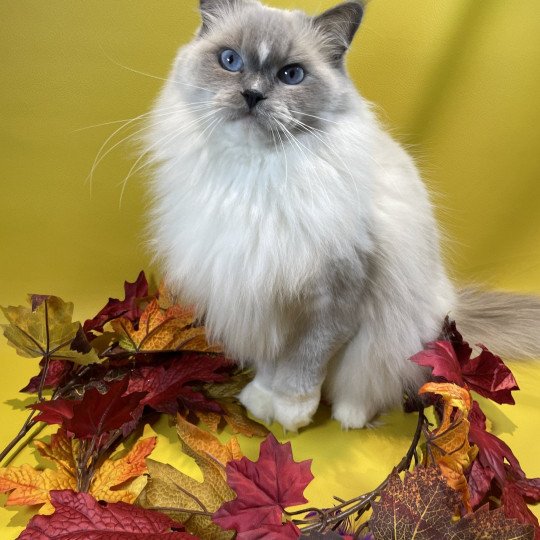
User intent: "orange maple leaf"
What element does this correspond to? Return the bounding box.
[110,299,222,354]
[0,429,156,514]
[419,382,478,512]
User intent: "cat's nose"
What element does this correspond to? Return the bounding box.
[241,90,266,110]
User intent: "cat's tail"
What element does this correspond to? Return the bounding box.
[451,286,540,359]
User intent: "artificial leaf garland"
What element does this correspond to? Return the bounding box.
[0,273,538,539]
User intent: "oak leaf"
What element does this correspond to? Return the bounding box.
[370,467,534,539]
[19,489,194,539]
[139,415,241,539]
[2,295,100,365]
[0,429,156,513]
[419,382,478,511]
[110,299,222,354]
[213,433,312,539]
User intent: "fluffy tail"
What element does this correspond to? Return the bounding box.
[451,287,540,359]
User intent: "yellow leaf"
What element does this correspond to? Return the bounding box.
[110,299,221,354]
[419,382,478,512]
[90,436,156,503]
[139,415,241,539]
[0,463,75,513]
[1,296,100,365]
[0,429,156,514]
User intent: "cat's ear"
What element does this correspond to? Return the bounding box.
[313,1,365,65]
[199,0,244,34]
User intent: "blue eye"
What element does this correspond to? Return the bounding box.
[278,64,305,85]
[219,49,244,72]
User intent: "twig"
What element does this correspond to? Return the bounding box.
[297,407,426,534]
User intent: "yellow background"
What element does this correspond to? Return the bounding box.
[1,0,539,536]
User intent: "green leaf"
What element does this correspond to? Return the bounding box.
[2,295,100,365]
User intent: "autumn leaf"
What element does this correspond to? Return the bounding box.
[83,270,152,337]
[468,401,540,536]
[110,299,221,354]
[30,377,147,440]
[126,354,233,415]
[2,295,100,365]
[369,467,534,539]
[201,375,269,438]
[139,415,242,539]
[0,429,156,513]
[419,382,478,511]
[21,358,74,393]
[19,489,194,539]
[411,320,519,405]
[213,433,312,539]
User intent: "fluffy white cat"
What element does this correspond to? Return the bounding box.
[146,0,540,430]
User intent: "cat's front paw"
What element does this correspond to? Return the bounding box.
[272,390,320,432]
[238,380,275,424]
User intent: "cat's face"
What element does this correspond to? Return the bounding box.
[168,0,363,142]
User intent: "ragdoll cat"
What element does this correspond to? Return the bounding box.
[146,0,540,430]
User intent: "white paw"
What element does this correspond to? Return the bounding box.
[272,391,320,432]
[238,380,275,423]
[332,401,378,429]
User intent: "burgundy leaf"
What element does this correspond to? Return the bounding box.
[19,490,195,539]
[411,341,464,385]
[30,398,76,426]
[126,354,231,414]
[468,459,495,508]
[213,434,312,538]
[502,483,540,540]
[83,271,150,336]
[21,359,74,393]
[469,402,523,482]
[461,346,519,405]
[411,321,519,404]
[31,378,146,439]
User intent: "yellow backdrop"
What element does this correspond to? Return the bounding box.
[1,0,539,536]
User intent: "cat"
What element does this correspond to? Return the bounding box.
[145,0,540,431]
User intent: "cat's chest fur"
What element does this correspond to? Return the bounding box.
[149,116,374,360]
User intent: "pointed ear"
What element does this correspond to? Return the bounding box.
[199,0,244,34]
[313,1,364,65]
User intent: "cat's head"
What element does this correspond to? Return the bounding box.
[164,0,364,142]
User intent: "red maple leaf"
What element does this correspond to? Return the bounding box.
[21,358,74,393]
[19,490,195,539]
[411,321,519,404]
[83,271,151,336]
[30,378,146,439]
[213,433,312,539]
[502,483,540,540]
[467,401,540,536]
[127,353,233,414]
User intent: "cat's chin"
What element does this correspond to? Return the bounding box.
[223,113,275,146]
